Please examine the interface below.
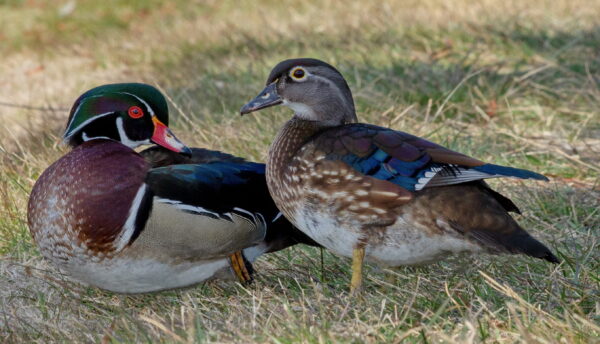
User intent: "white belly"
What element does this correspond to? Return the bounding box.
[295,211,361,258]
[64,258,231,293]
[295,210,481,267]
[368,227,482,266]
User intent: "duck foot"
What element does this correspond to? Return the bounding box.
[229,251,252,284]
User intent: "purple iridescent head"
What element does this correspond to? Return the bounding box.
[64,83,191,155]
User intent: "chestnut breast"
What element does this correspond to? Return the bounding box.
[27,140,149,262]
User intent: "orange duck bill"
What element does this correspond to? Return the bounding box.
[151,117,192,156]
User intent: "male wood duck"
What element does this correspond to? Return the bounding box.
[27,83,317,293]
[240,58,559,292]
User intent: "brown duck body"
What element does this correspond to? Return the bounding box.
[241,58,557,293]
[28,140,267,292]
[267,118,557,266]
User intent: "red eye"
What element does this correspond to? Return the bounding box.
[128,106,144,119]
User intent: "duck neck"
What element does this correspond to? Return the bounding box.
[266,116,328,183]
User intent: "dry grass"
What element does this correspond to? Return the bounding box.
[0,0,599,342]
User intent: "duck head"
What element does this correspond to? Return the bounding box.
[240,58,358,126]
[64,83,191,155]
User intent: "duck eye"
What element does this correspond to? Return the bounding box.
[290,67,306,80]
[128,106,144,119]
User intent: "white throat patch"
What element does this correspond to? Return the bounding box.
[116,117,150,149]
[283,99,316,120]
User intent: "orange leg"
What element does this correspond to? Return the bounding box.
[229,251,252,284]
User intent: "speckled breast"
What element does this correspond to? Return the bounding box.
[27,140,149,265]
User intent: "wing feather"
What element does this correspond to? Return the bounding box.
[310,123,547,193]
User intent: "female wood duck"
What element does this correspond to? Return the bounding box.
[240,58,559,292]
[27,83,317,293]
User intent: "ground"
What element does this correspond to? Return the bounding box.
[0,0,598,342]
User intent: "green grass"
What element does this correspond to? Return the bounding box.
[0,0,599,342]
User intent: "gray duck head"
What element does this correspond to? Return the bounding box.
[241,58,358,126]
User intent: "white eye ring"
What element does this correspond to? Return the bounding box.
[289,67,307,81]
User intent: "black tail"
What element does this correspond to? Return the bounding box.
[466,225,560,264]
[503,231,560,264]
[464,182,560,264]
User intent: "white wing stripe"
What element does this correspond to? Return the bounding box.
[415,166,499,190]
[272,212,284,223]
[156,199,264,226]
[114,184,148,251]
[156,197,220,217]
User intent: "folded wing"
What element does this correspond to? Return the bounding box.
[312,123,548,193]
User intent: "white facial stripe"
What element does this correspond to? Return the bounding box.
[116,117,151,149]
[64,111,114,140]
[81,132,113,142]
[64,95,104,136]
[119,92,155,117]
[114,184,149,252]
